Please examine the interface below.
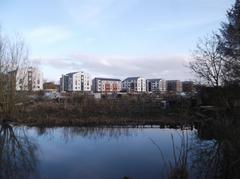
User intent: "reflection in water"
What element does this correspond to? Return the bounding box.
[149,126,240,179]
[34,126,140,141]
[191,124,240,179]
[1,124,238,179]
[190,138,220,179]
[62,127,138,140]
[0,123,38,179]
[31,126,192,179]
[151,131,190,179]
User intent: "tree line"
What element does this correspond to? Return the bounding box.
[189,0,240,87]
[0,29,29,120]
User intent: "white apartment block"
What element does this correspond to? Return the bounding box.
[146,79,166,93]
[16,67,43,91]
[122,77,146,92]
[60,71,91,92]
[92,77,121,93]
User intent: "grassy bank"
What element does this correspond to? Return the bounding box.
[5,94,194,126]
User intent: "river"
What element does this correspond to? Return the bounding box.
[0,124,217,179]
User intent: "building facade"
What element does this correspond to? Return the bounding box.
[182,81,195,93]
[146,79,166,93]
[92,77,121,93]
[166,80,182,93]
[60,71,91,92]
[16,67,43,91]
[43,82,58,92]
[122,77,146,92]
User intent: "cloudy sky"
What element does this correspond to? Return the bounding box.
[0,0,234,82]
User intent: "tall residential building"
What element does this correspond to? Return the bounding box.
[92,77,121,93]
[182,81,195,93]
[60,71,91,92]
[122,77,146,92]
[16,67,43,91]
[146,79,166,93]
[167,80,182,93]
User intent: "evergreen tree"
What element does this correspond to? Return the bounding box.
[220,0,240,84]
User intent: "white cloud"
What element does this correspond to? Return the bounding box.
[32,53,192,82]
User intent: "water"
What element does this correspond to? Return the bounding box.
[0,124,212,179]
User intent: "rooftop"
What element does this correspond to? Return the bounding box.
[94,77,121,81]
[147,79,164,82]
[65,71,84,76]
[123,77,141,81]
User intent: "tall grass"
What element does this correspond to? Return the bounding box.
[15,94,192,126]
[150,131,190,179]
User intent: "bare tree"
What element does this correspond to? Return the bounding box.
[189,34,225,87]
[0,29,29,120]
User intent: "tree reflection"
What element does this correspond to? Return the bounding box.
[191,123,240,179]
[33,126,140,142]
[0,123,38,179]
[190,138,222,178]
[61,126,139,141]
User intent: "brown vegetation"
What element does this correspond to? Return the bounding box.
[10,94,194,126]
[0,30,29,120]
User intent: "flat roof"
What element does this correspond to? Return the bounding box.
[94,77,121,81]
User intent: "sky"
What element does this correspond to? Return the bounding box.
[0,0,235,82]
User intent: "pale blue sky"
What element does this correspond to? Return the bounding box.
[0,0,234,81]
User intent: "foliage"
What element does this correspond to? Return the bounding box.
[219,0,240,83]
[16,94,193,126]
[0,30,29,120]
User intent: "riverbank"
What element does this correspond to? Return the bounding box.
[12,116,193,127]
[3,89,238,127]
[2,94,195,127]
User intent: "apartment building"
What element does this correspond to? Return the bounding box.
[146,79,166,93]
[92,77,121,93]
[182,81,195,93]
[60,71,91,92]
[122,77,146,92]
[166,80,182,93]
[16,67,43,91]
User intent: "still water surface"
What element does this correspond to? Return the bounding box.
[0,125,212,179]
